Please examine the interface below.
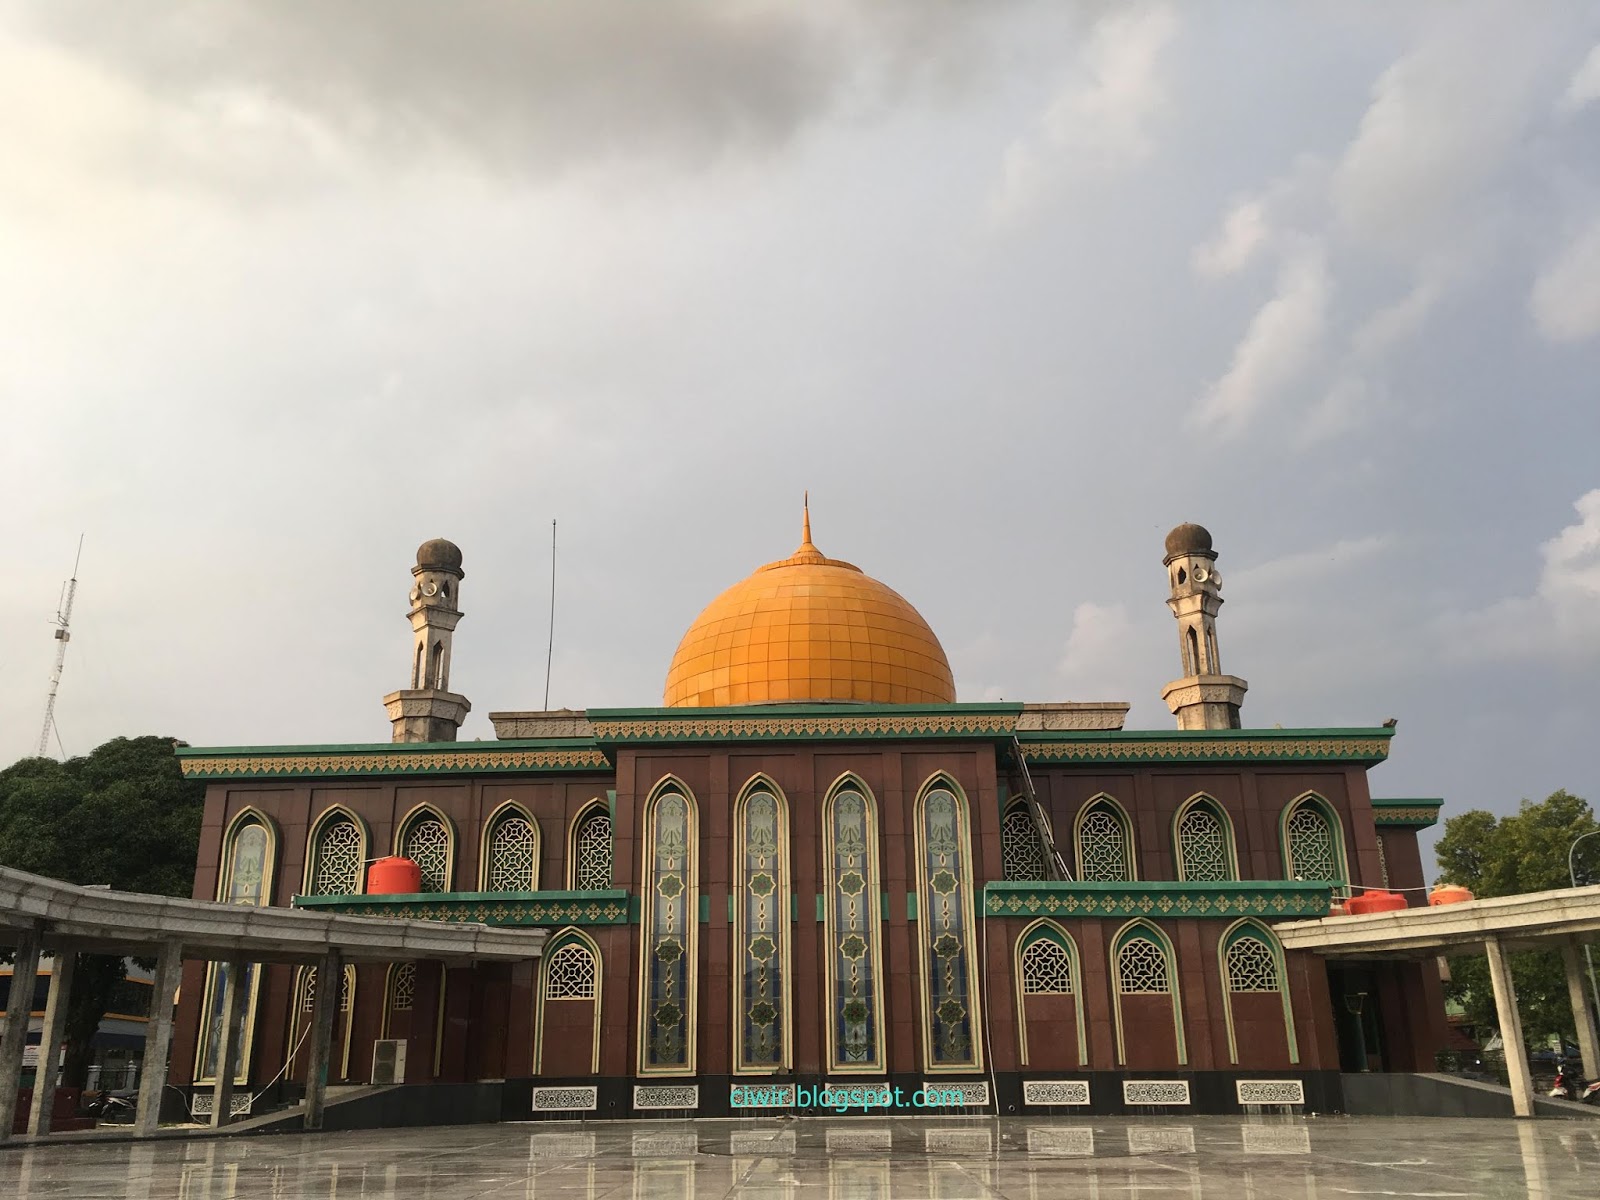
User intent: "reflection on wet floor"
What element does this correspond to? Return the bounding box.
[3,1116,1600,1199]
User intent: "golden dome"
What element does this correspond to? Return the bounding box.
[663,504,956,707]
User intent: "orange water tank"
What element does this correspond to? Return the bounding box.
[1429,884,1474,906]
[367,856,422,895]
[1346,890,1408,915]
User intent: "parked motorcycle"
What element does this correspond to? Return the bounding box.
[80,1089,137,1123]
[1548,1059,1600,1105]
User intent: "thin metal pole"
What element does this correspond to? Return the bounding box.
[1570,830,1600,1022]
[543,519,556,711]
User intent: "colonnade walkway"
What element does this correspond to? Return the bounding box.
[1277,883,1600,1117]
[0,865,546,1142]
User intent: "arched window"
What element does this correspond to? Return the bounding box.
[914,777,982,1072]
[1282,795,1347,889]
[733,779,791,1072]
[1021,938,1073,995]
[637,781,698,1075]
[544,942,597,1000]
[823,776,886,1073]
[483,804,539,892]
[430,641,444,688]
[568,802,612,891]
[398,808,453,893]
[1001,802,1046,881]
[413,643,424,689]
[1218,920,1298,1065]
[1110,922,1186,1066]
[1174,797,1236,882]
[1076,796,1135,882]
[1186,627,1200,675]
[306,811,365,896]
[291,964,357,1081]
[389,962,417,1011]
[196,811,277,1083]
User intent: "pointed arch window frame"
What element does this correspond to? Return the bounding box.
[1000,798,1049,882]
[1074,793,1138,883]
[821,773,889,1075]
[194,808,279,1085]
[1278,792,1350,894]
[635,777,699,1076]
[566,797,613,892]
[1216,918,1299,1065]
[1171,793,1239,883]
[381,961,417,1040]
[480,799,541,892]
[913,774,985,1074]
[1109,919,1186,1066]
[731,775,793,1075]
[1012,919,1087,1068]
[535,926,603,1075]
[302,806,370,897]
[394,802,457,894]
[289,962,358,1081]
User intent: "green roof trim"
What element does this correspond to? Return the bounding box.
[176,738,611,780]
[984,879,1332,920]
[291,888,631,925]
[588,703,1024,744]
[1370,797,1445,828]
[1015,727,1394,766]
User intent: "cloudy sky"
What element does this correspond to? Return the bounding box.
[4,2,1598,866]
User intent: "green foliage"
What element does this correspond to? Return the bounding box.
[0,736,205,1086]
[1434,789,1598,1048]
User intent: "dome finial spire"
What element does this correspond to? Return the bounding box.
[802,490,812,547]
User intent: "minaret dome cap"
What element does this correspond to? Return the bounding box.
[416,537,464,574]
[1163,522,1215,563]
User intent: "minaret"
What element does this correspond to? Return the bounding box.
[1159,522,1247,730]
[382,538,471,742]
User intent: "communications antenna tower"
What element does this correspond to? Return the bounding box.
[38,535,84,758]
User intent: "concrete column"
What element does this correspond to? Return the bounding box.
[0,927,43,1143]
[1484,936,1535,1118]
[303,950,343,1131]
[26,951,76,1136]
[1561,941,1600,1081]
[135,940,185,1137]
[210,958,249,1129]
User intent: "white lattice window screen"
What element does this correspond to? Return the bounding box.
[1001,807,1046,881]
[487,814,538,892]
[1079,806,1131,882]
[574,810,612,890]
[1226,936,1280,993]
[1116,937,1172,994]
[1177,806,1232,882]
[544,943,597,1000]
[390,963,416,1012]
[311,819,362,896]
[1021,938,1073,995]
[403,817,451,892]
[298,967,351,1012]
[1286,804,1340,882]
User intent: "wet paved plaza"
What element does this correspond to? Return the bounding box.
[4,1115,1600,1198]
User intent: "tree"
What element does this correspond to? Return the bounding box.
[0,736,205,1086]
[1434,789,1599,1048]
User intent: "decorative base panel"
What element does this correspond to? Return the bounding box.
[532,1085,597,1113]
[189,1094,253,1118]
[1122,1079,1191,1106]
[1236,1078,1305,1106]
[633,1084,699,1111]
[1023,1080,1091,1107]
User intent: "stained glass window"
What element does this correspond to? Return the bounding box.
[734,786,788,1071]
[486,810,538,892]
[197,816,272,1082]
[1226,936,1279,992]
[545,943,597,1000]
[824,784,884,1072]
[1285,801,1343,883]
[917,783,981,1070]
[573,807,612,890]
[1116,936,1172,994]
[1078,800,1133,882]
[639,788,696,1073]
[310,816,363,896]
[1001,805,1046,881]
[1176,803,1233,882]
[402,814,451,892]
[1021,937,1073,995]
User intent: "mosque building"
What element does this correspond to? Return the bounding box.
[169,511,1448,1119]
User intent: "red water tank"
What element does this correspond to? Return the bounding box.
[1429,884,1474,906]
[1346,889,1408,915]
[367,856,422,895]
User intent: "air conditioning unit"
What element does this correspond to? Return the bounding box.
[371,1039,407,1085]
